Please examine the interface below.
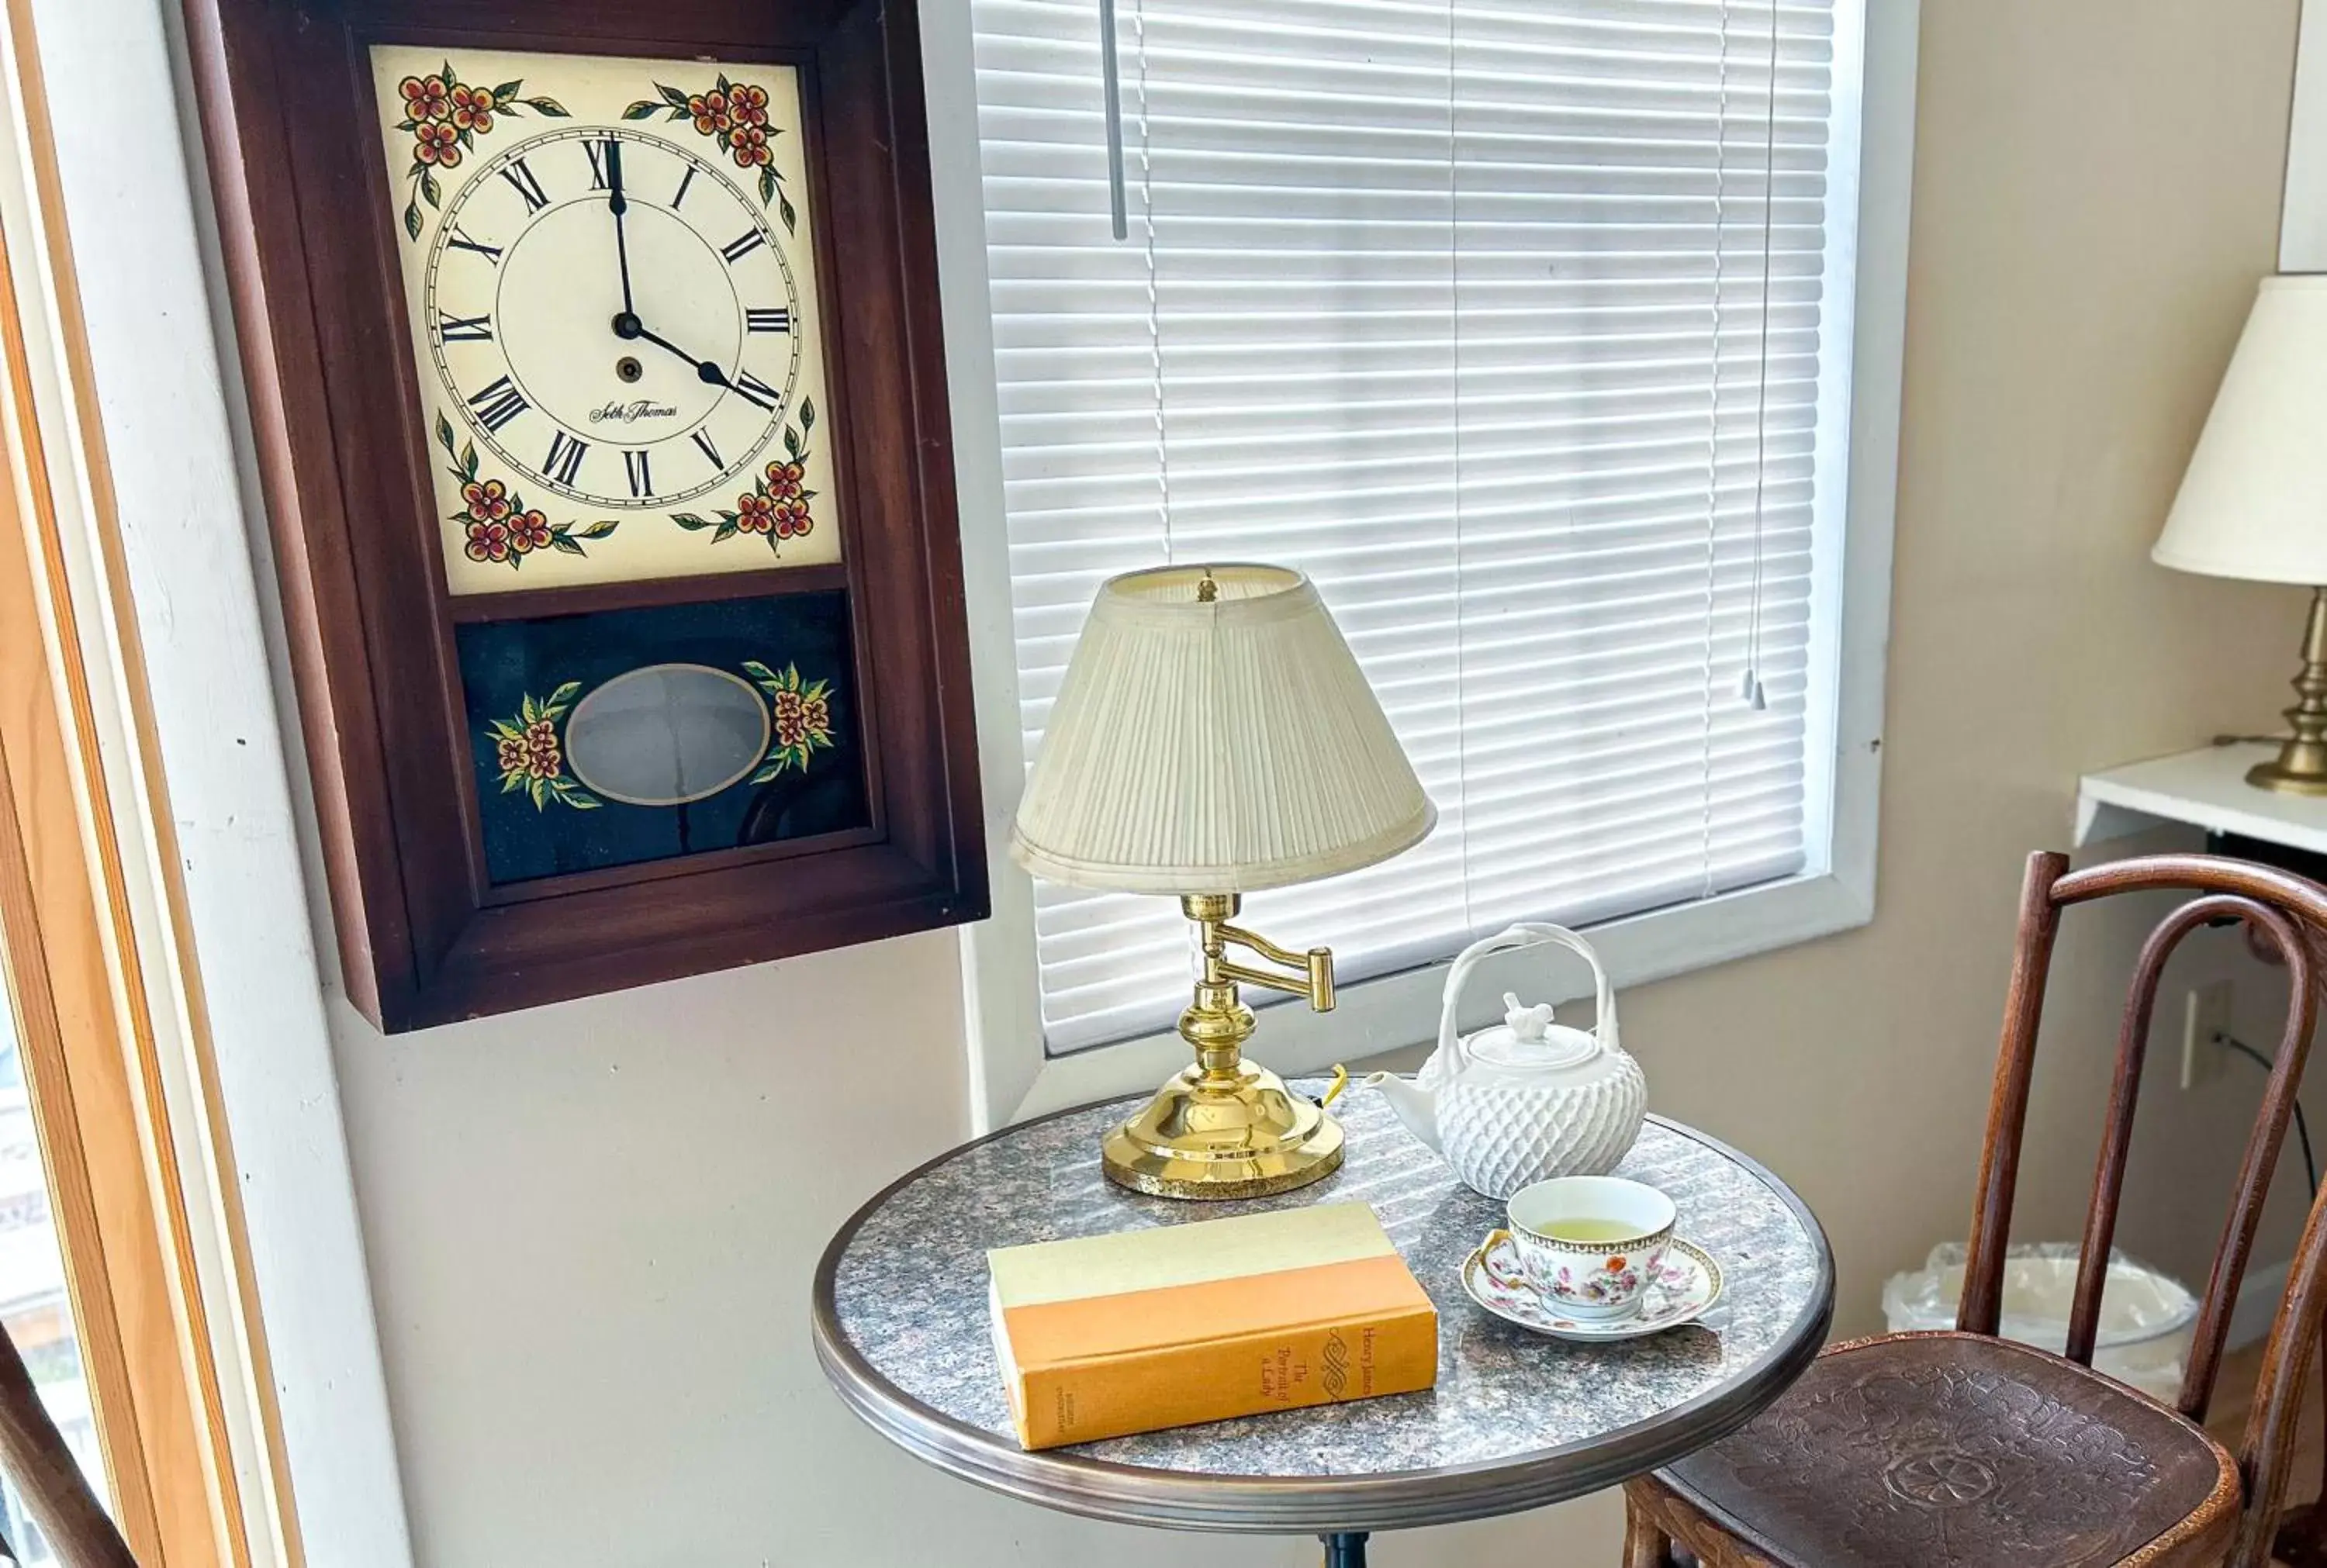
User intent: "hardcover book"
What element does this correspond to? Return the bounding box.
[986,1203,1439,1450]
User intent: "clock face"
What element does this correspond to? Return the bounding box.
[371,46,844,593]
[427,128,801,509]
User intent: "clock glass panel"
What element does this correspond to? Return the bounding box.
[369,45,843,594]
[457,592,869,885]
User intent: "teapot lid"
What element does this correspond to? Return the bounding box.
[1464,991,1601,1072]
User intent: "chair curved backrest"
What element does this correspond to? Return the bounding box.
[1959,851,2327,1567]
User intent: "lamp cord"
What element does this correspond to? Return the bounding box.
[2218,1031,2318,1198]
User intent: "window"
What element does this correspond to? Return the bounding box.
[0,295,226,1565]
[966,0,1897,1067]
[0,932,107,1568]
[0,0,305,1559]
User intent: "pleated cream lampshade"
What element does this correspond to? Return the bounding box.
[1011,563,1435,893]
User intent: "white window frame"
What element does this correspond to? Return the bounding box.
[936,0,1923,1131]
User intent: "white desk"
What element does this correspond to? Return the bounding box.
[2076,743,2327,857]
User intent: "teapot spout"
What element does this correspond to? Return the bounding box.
[1363,1071,1442,1155]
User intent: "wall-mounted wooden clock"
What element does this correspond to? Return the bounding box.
[181,0,986,1030]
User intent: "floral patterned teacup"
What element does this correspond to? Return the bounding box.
[1500,1176,1676,1320]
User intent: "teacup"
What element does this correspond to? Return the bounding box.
[1499,1176,1675,1320]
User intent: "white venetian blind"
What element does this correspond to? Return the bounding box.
[973,0,1845,1052]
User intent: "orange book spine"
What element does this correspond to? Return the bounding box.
[1009,1304,1437,1450]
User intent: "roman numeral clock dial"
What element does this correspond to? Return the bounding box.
[375,49,839,592]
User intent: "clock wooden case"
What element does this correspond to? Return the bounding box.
[181,0,986,1030]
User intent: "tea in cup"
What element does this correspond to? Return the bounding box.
[1500,1176,1675,1319]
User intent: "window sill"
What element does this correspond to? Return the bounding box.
[985,865,1877,1125]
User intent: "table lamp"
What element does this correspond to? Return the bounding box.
[1011,563,1435,1199]
[2156,275,2327,794]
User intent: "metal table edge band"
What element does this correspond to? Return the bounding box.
[809,1103,1835,1536]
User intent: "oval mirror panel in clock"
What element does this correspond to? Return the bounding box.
[563,662,770,807]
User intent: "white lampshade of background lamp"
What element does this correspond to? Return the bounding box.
[2156,275,2327,794]
[1011,563,1435,1199]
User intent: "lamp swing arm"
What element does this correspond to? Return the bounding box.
[1216,948,1334,1009]
[1184,898,1336,1012]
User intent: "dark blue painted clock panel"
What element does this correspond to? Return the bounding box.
[457,590,866,885]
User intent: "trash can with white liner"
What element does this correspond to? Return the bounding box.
[1882,1243,2199,1405]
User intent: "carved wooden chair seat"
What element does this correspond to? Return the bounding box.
[1626,853,2327,1568]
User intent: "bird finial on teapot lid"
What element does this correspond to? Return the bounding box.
[1502,991,1558,1042]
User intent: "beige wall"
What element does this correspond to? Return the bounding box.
[322,2,2321,1564]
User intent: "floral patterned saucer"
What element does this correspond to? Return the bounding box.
[1462,1230,1724,1342]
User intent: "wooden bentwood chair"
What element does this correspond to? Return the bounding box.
[0,1293,134,1567]
[1625,853,2327,1568]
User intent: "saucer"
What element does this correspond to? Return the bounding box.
[1461,1230,1723,1342]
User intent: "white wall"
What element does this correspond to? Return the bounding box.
[111,0,2327,1564]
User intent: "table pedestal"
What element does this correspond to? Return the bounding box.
[1321,1532,1369,1566]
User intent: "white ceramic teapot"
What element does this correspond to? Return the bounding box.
[1365,923,1646,1199]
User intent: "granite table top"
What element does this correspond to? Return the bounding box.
[811,1084,1834,1535]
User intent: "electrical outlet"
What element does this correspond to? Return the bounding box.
[2180,979,2235,1090]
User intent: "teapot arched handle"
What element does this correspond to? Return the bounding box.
[1439,922,1620,1067]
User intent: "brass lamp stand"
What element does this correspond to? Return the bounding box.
[1101,894,1347,1200]
[2249,587,2327,796]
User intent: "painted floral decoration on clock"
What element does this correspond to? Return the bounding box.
[435,415,617,571]
[623,74,799,232]
[389,61,568,241]
[673,399,818,552]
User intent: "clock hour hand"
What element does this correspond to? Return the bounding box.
[606,139,636,319]
[614,315,729,387]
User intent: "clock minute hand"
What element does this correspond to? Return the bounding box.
[616,316,728,387]
[606,140,636,319]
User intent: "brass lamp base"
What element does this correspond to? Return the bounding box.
[1101,1061,1345,1200]
[2246,758,2327,796]
[2249,586,2327,797]
[1100,893,1346,1201]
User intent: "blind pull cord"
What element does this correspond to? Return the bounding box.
[1740,0,1783,716]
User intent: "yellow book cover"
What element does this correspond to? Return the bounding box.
[986,1203,1439,1450]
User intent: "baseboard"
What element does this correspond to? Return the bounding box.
[2231,1257,2294,1352]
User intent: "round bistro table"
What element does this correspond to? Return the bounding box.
[811,1085,1833,1566]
